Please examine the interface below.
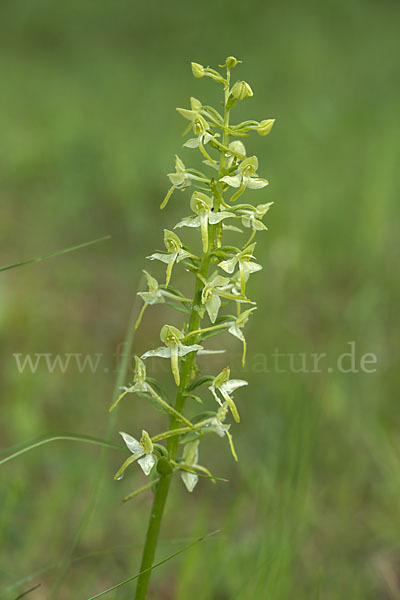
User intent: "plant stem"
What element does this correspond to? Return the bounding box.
[133,72,231,600]
[133,472,172,599]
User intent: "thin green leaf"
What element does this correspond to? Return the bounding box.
[197,328,228,342]
[183,393,203,404]
[0,434,124,467]
[187,376,214,392]
[0,235,111,273]
[164,301,192,314]
[122,479,160,503]
[0,544,148,598]
[49,283,144,597]
[14,583,41,599]
[136,391,168,414]
[86,531,220,599]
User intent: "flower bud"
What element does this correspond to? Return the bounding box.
[231,80,253,100]
[225,56,241,69]
[257,119,275,136]
[191,62,205,78]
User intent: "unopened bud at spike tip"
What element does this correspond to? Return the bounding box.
[220,56,242,69]
[191,62,205,78]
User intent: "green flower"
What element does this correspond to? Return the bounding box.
[201,274,252,323]
[161,156,210,209]
[174,192,235,252]
[115,430,156,478]
[218,243,262,296]
[177,97,218,164]
[227,307,257,366]
[147,230,195,287]
[237,202,273,245]
[208,367,247,423]
[167,156,194,189]
[109,356,197,429]
[134,270,192,329]
[200,403,238,461]
[177,97,209,136]
[142,325,203,386]
[220,156,268,202]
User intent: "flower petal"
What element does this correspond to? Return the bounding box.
[141,346,172,359]
[138,453,156,476]
[181,470,198,492]
[220,174,242,188]
[209,384,223,406]
[222,379,248,394]
[242,261,262,274]
[208,211,236,224]
[177,343,203,356]
[219,257,238,274]
[147,253,172,264]
[247,177,269,189]
[183,137,200,148]
[138,290,165,305]
[228,324,245,342]
[119,432,143,456]
[209,417,230,437]
[206,294,221,323]
[174,216,201,228]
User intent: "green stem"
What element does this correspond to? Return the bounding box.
[133,472,172,599]
[134,71,231,600]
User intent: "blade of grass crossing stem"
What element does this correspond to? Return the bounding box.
[0,538,217,599]
[49,275,145,598]
[87,531,220,600]
[0,235,111,272]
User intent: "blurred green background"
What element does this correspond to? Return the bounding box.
[1,0,399,598]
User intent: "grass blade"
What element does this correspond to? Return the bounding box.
[49,276,145,597]
[0,434,124,466]
[0,235,111,273]
[87,530,220,599]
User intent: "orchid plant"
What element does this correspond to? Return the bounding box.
[112,56,275,599]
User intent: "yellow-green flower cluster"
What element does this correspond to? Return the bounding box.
[113,57,275,494]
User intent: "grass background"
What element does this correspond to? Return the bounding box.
[0,0,399,598]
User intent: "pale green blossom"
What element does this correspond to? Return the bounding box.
[147,230,196,287]
[134,270,192,329]
[141,325,203,386]
[208,367,247,423]
[200,403,238,461]
[226,307,257,366]
[176,97,218,164]
[237,202,273,245]
[218,242,262,296]
[161,156,210,209]
[115,430,155,478]
[220,156,268,202]
[109,356,197,430]
[175,192,235,252]
[201,274,252,323]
